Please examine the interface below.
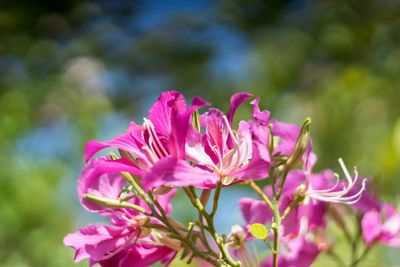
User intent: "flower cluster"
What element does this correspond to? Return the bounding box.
[64,91,400,267]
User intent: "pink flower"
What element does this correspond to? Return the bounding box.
[85,91,208,164]
[362,203,400,247]
[83,91,220,191]
[77,157,144,214]
[240,170,327,238]
[65,174,178,267]
[262,236,320,267]
[66,153,179,266]
[239,173,323,267]
[64,224,177,266]
[183,92,270,185]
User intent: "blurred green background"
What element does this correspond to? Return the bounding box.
[0,0,399,266]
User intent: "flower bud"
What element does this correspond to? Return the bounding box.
[287,117,311,168]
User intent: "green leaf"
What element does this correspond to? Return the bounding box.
[249,223,268,239]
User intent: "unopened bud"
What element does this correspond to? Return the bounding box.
[287,118,311,168]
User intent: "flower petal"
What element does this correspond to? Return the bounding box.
[250,97,270,125]
[142,157,219,191]
[84,122,149,164]
[239,198,272,224]
[78,157,145,213]
[169,95,209,159]
[362,210,382,245]
[148,90,186,138]
[99,244,176,267]
[226,92,252,125]
[63,224,132,263]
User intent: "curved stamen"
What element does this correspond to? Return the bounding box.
[143,118,168,160]
[309,173,340,193]
[306,158,367,205]
[142,145,159,164]
[223,115,238,146]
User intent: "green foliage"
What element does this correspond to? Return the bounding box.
[249,223,269,240]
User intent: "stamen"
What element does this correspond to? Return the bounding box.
[143,118,168,157]
[210,144,224,170]
[223,115,239,146]
[142,145,159,164]
[306,158,367,205]
[309,173,340,193]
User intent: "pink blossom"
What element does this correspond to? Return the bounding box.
[77,157,144,214]
[83,91,220,191]
[77,156,176,216]
[362,203,400,247]
[262,236,320,267]
[85,91,208,164]
[67,152,179,266]
[240,171,327,238]
[183,92,270,186]
[65,174,178,267]
[64,224,176,266]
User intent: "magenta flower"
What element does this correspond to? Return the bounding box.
[64,182,178,267]
[240,170,327,238]
[362,203,400,247]
[64,224,177,266]
[85,91,207,163]
[77,157,144,214]
[183,92,270,185]
[83,91,220,191]
[262,236,320,267]
[66,152,179,266]
[240,173,323,267]
[63,90,384,267]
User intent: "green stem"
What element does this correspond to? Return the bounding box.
[329,205,353,244]
[183,186,240,267]
[248,181,274,210]
[280,196,303,221]
[149,190,222,267]
[197,217,219,257]
[248,181,281,267]
[327,250,346,267]
[211,181,222,217]
[271,201,281,267]
[350,214,363,263]
[349,245,372,267]
[276,165,290,201]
